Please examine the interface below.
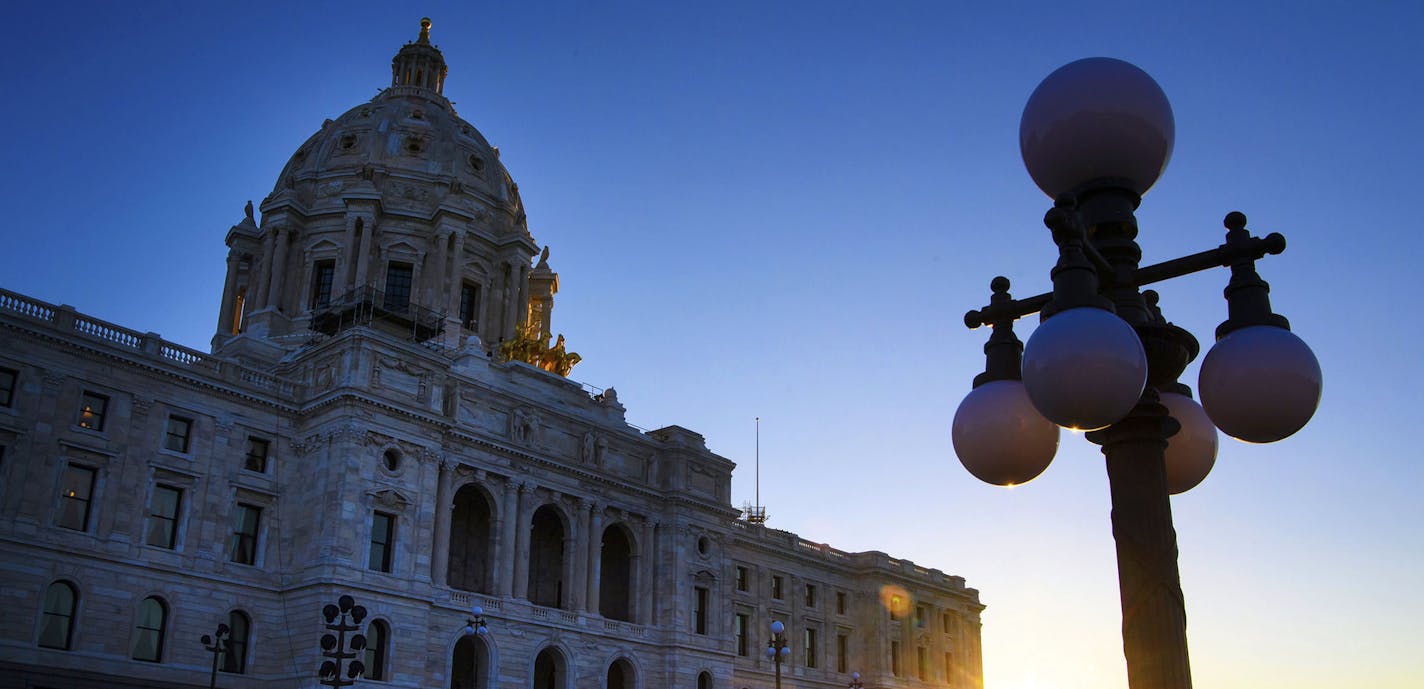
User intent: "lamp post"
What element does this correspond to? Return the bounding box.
[461,605,490,637]
[317,594,369,687]
[848,670,865,688]
[952,58,1322,689]
[199,623,229,689]
[765,620,790,689]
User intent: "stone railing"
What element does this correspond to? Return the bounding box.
[0,286,300,398]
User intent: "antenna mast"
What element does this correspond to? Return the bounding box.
[747,416,767,524]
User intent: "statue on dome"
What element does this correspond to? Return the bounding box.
[244,200,255,224]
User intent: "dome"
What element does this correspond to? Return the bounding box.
[262,19,526,236]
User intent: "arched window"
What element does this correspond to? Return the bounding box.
[533,647,566,689]
[363,619,389,680]
[449,632,490,689]
[697,671,712,689]
[527,506,566,608]
[448,485,494,593]
[38,581,77,650]
[132,596,167,662]
[221,610,250,674]
[599,524,634,621]
[607,657,635,689]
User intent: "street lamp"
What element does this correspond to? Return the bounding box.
[952,57,1322,689]
[199,623,229,689]
[765,620,790,689]
[461,605,490,637]
[317,594,368,687]
[848,670,865,688]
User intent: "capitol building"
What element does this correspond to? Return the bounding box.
[0,20,982,689]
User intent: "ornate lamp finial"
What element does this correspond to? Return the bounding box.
[418,17,432,43]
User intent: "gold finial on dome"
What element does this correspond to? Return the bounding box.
[418,17,432,43]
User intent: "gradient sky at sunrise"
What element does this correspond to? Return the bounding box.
[2,2,1421,688]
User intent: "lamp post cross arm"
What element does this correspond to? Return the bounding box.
[964,212,1287,329]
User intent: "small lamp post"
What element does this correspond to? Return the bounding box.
[199,623,230,689]
[952,58,1322,689]
[848,670,865,688]
[765,620,790,689]
[317,594,368,687]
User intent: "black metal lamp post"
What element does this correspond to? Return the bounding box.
[765,620,790,689]
[317,594,369,687]
[461,605,490,638]
[951,58,1322,689]
[848,670,865,688]
[199,623,230,689]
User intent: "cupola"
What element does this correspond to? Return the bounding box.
[391,18,448,94]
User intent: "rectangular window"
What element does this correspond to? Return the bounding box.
[382,262,414,311]
[369,511,395,572]
[78,391,108,431]
[146,485,182,549]
[228,503,261,565]
[836,591,847,615]
[890,595,904,621]
[0,366,16,407]
[311,259,336,307]
[771,575,784,600]
[693,586,709,635]
[837,634,848,673]
[943,612,953,634]
[735,565,749,592]
[56,465,96,531]
[805,583,817,608]
[735,613,749,656]
[891,641,902,677]
[918,646,929,680]
[244,437,270,473]
[804,627,818,668]
[459,282,480,329]
[163,416,192,453]
[915,604,927,628]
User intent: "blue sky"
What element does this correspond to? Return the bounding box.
[2,2,1421,688]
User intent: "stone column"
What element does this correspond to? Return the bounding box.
[267,226,291,312]
[560,506,578,610]
[217,253,241,334]
[502,262,518,339]
[338,214,358,296]
[639,519,657,625]
[512,482,535,600]
[353,216,375,291]
[431,460,455,586]
[429,230,450,313]
[585,503,604,615]
[252,229,275,308]
[496,479,519,597]
[571,498,591,611]
[516,263,530,326]
[444,233,467,310]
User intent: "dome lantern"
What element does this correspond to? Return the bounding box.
[391,17,448,94]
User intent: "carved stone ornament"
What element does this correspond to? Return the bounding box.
[510,407,542,446]
[367,488,412,512]
[290,433,327,456]
[131,396,153,417]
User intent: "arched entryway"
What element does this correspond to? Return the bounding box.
[449,484,495,593]
[450,633,490,689]
[599,523,634,621]
[532,646,567,689]
[528,506,565,608]
[606,657,636,689]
